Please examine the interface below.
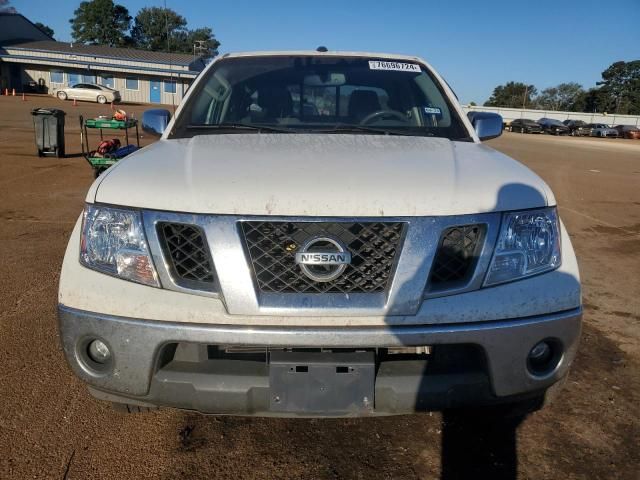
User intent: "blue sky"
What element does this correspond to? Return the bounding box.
[12,0,640,104]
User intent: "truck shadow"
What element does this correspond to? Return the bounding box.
[440,410,525,479]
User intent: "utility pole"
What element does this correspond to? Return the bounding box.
[522,85,528,109]
[193,40,207,59]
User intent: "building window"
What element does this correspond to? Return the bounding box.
[82,74,96,84]
[125,77,139,90]
[100,75,114,88]
[164,79,177,94]
[67,73,80,86]
[51,70,63,84]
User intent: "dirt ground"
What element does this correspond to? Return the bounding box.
[0,94,638,480]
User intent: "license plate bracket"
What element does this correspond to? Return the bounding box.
[269,351,375,414]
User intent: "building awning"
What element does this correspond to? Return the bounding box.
[0,53,201,78]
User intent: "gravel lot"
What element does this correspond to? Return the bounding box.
[0,95,638,479]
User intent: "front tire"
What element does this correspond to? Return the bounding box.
[97,95,107,104]
[57,91,67,101]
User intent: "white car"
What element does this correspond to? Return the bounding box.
[58,51,582,417]
[588,123,619,138]
[53,83,120,104]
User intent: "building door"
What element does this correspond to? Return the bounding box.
[9,64,21,89]
[150,80,161,103]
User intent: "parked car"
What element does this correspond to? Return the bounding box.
[52,83,120,104]
[510,118,542,133]
[58,51,581,418]
[562,120,591,136]
[613,124,640,139]
[587,123,619,138]
[538,118,570,135]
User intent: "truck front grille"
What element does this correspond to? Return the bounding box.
[428,224,485,289]
[158,222,216,291]
[240,221,405,293]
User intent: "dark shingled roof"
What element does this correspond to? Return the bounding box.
[7,40,200,66]
[0,13,54,44]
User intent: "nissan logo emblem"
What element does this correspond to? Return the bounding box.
[294,236,351,282]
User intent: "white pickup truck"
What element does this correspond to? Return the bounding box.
[58,50,581,416]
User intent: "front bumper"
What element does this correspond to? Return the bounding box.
[58,305,582,417]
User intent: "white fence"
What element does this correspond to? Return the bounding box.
[462,105,640,128]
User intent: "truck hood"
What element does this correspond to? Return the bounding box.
[91,134,554,216]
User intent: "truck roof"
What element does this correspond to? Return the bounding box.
[220,50,425,63]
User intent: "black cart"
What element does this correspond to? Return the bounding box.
[31,108,66,158]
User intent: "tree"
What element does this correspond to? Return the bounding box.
[536,83,585,111]
[484,82,537,108]
[596,61,640,115]
[131,7,187,52]
[34,22,54,39]
[70,0,131,47]
[468,101,477,106]
[579,88,609,113]
[0,0,17,13]
[131,7,220,57]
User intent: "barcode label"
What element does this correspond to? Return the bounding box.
[368,61,421,72]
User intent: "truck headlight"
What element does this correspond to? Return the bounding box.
[80,205,159,287]
[484,208,561,286]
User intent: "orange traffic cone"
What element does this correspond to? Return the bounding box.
[22,92,26,101]
[73,98,77,107]
[12,88,15,96]
[110,101,114,110]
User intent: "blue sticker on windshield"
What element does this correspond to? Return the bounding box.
[423,107,442,115]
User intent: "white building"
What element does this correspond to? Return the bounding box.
[0,13,206,105]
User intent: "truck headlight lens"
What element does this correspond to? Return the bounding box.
[80,205,159,287]
[485,208,561,286]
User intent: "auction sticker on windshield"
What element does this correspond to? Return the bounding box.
[368,61,421,72]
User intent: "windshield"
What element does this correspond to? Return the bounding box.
[170,56,471,140]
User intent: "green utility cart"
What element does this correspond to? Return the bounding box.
[80,115,140,178]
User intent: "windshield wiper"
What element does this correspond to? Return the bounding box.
[186,122,294,133]
[308,124,433,137]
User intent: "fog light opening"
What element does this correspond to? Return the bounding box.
[527,339,562,377]
[87,339,111,364]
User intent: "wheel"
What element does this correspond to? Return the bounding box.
[57,91,67,100]
[37,149,43,157]
[97,95,107,104]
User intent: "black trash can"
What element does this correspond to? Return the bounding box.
[31,108,66,158]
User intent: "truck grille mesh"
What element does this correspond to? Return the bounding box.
[429,224,485,288]
[158,223,216,290]
[240,221,405,293]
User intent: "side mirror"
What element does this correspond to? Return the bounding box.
[467,112,503,141]
[142,109,172,136]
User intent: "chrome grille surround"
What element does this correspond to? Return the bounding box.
[141,211,501,316]
[240,221,405,294]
